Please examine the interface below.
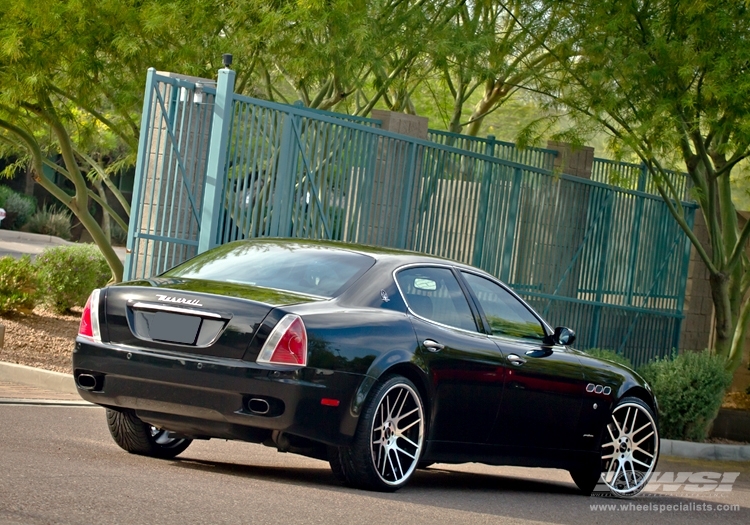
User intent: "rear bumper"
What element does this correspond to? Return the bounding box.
[73,339,364,446]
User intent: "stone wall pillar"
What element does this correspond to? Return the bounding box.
[546,141,595,179]
[679,212,714,353]
[363,110,428,248]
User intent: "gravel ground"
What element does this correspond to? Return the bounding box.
[0,307,80,373]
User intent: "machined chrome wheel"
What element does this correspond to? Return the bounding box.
[369,382,424,487]
[150,426,188,449]
[600,400,659,497]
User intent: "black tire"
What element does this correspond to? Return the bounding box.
[328,375,425,492]
[106,408,192,459]
[573,396,659,498]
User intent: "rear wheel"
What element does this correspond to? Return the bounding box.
[328,375,425,492]
[106,409,192,459]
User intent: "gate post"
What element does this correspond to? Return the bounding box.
[198,67,236,253]
[124,68,157,279]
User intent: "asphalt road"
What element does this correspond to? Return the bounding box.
[1,405,749,525]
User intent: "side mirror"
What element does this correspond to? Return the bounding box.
[553,327,576,346]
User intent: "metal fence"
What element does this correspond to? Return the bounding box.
[428,129,558,172]
[126,68,699,366]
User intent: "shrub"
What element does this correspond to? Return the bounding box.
[1,190,37,229]
[27,207,72,240]
[35,244,110,313]
[584,348,634,369]
[638,350,732,442]
[110,221,128,246]
[0,255,38,315]
[0,185,14,207]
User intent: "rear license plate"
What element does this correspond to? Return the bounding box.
[137,311,202,344]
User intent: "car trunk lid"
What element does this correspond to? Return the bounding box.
[102,278,322,359]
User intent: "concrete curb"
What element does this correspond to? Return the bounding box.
[0,361,77,394]
[0,230,72,245]
[661,439,750,462]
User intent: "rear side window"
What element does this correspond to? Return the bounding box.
[164,241,374,298]
[396,267,476,332]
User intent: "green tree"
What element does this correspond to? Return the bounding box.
[423,0,566,135]
[0,0,224,282]
[536,0,750,371]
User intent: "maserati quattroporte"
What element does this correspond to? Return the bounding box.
[74,239,659,496]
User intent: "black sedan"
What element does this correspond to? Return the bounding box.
[73,239,659,497]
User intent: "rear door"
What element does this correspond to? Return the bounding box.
[395,266,506,444]
[458,271,586,451]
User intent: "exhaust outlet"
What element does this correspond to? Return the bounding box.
[76,373,98,391]
[76,372,104,391]
[248,398,270,415]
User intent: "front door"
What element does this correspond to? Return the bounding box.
[458,271,585,451]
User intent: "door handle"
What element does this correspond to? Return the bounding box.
[507,354,526,366]
[423,339,444,352]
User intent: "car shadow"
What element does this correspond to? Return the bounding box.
[167,456,580,496]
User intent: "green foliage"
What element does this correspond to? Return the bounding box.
[0,255,38,315]
[0,188,36,229]
[584,348,634,370]
[638,351,732,442]
[35,244,110,313]
[27,207,72,240]
[539,0,750,368]
[109,221,128,246]
[0,184,13,206]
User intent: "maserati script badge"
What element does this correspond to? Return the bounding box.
[156,294,204,307]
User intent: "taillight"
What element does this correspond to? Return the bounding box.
[78,289,101,342]
[257,314,307,367]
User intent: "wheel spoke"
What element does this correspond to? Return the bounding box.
[633,447,654,458]
[398,435,419,450]
[387,450,398,479]
[393,448,405,479]
[395,390,409,419]
[628,407,639,435]
[394,406,419,425]
[394,443,416,460]
[604,458,619,482]
[606,423,619,444]
[634,430,654,446]
[631,457,652,469]
[632,420,651,437]
[397,416,421,434]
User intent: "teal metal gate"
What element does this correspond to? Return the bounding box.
[126,67,698,366]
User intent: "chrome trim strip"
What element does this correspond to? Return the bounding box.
[130,301,223,319]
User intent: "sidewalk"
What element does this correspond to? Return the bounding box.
[0,364,92,405]
[0,229,126,261]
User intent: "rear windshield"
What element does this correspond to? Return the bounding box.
[163,241,375,298]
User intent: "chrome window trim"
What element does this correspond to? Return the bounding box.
[393,263,484,336]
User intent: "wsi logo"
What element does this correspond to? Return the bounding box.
[593,471,740,495]
[156,294,203,307]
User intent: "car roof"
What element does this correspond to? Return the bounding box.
[232,238,480,271]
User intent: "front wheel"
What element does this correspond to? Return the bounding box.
[328,375,425,492]
[106,409,192,459]
[572,396,660,498]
